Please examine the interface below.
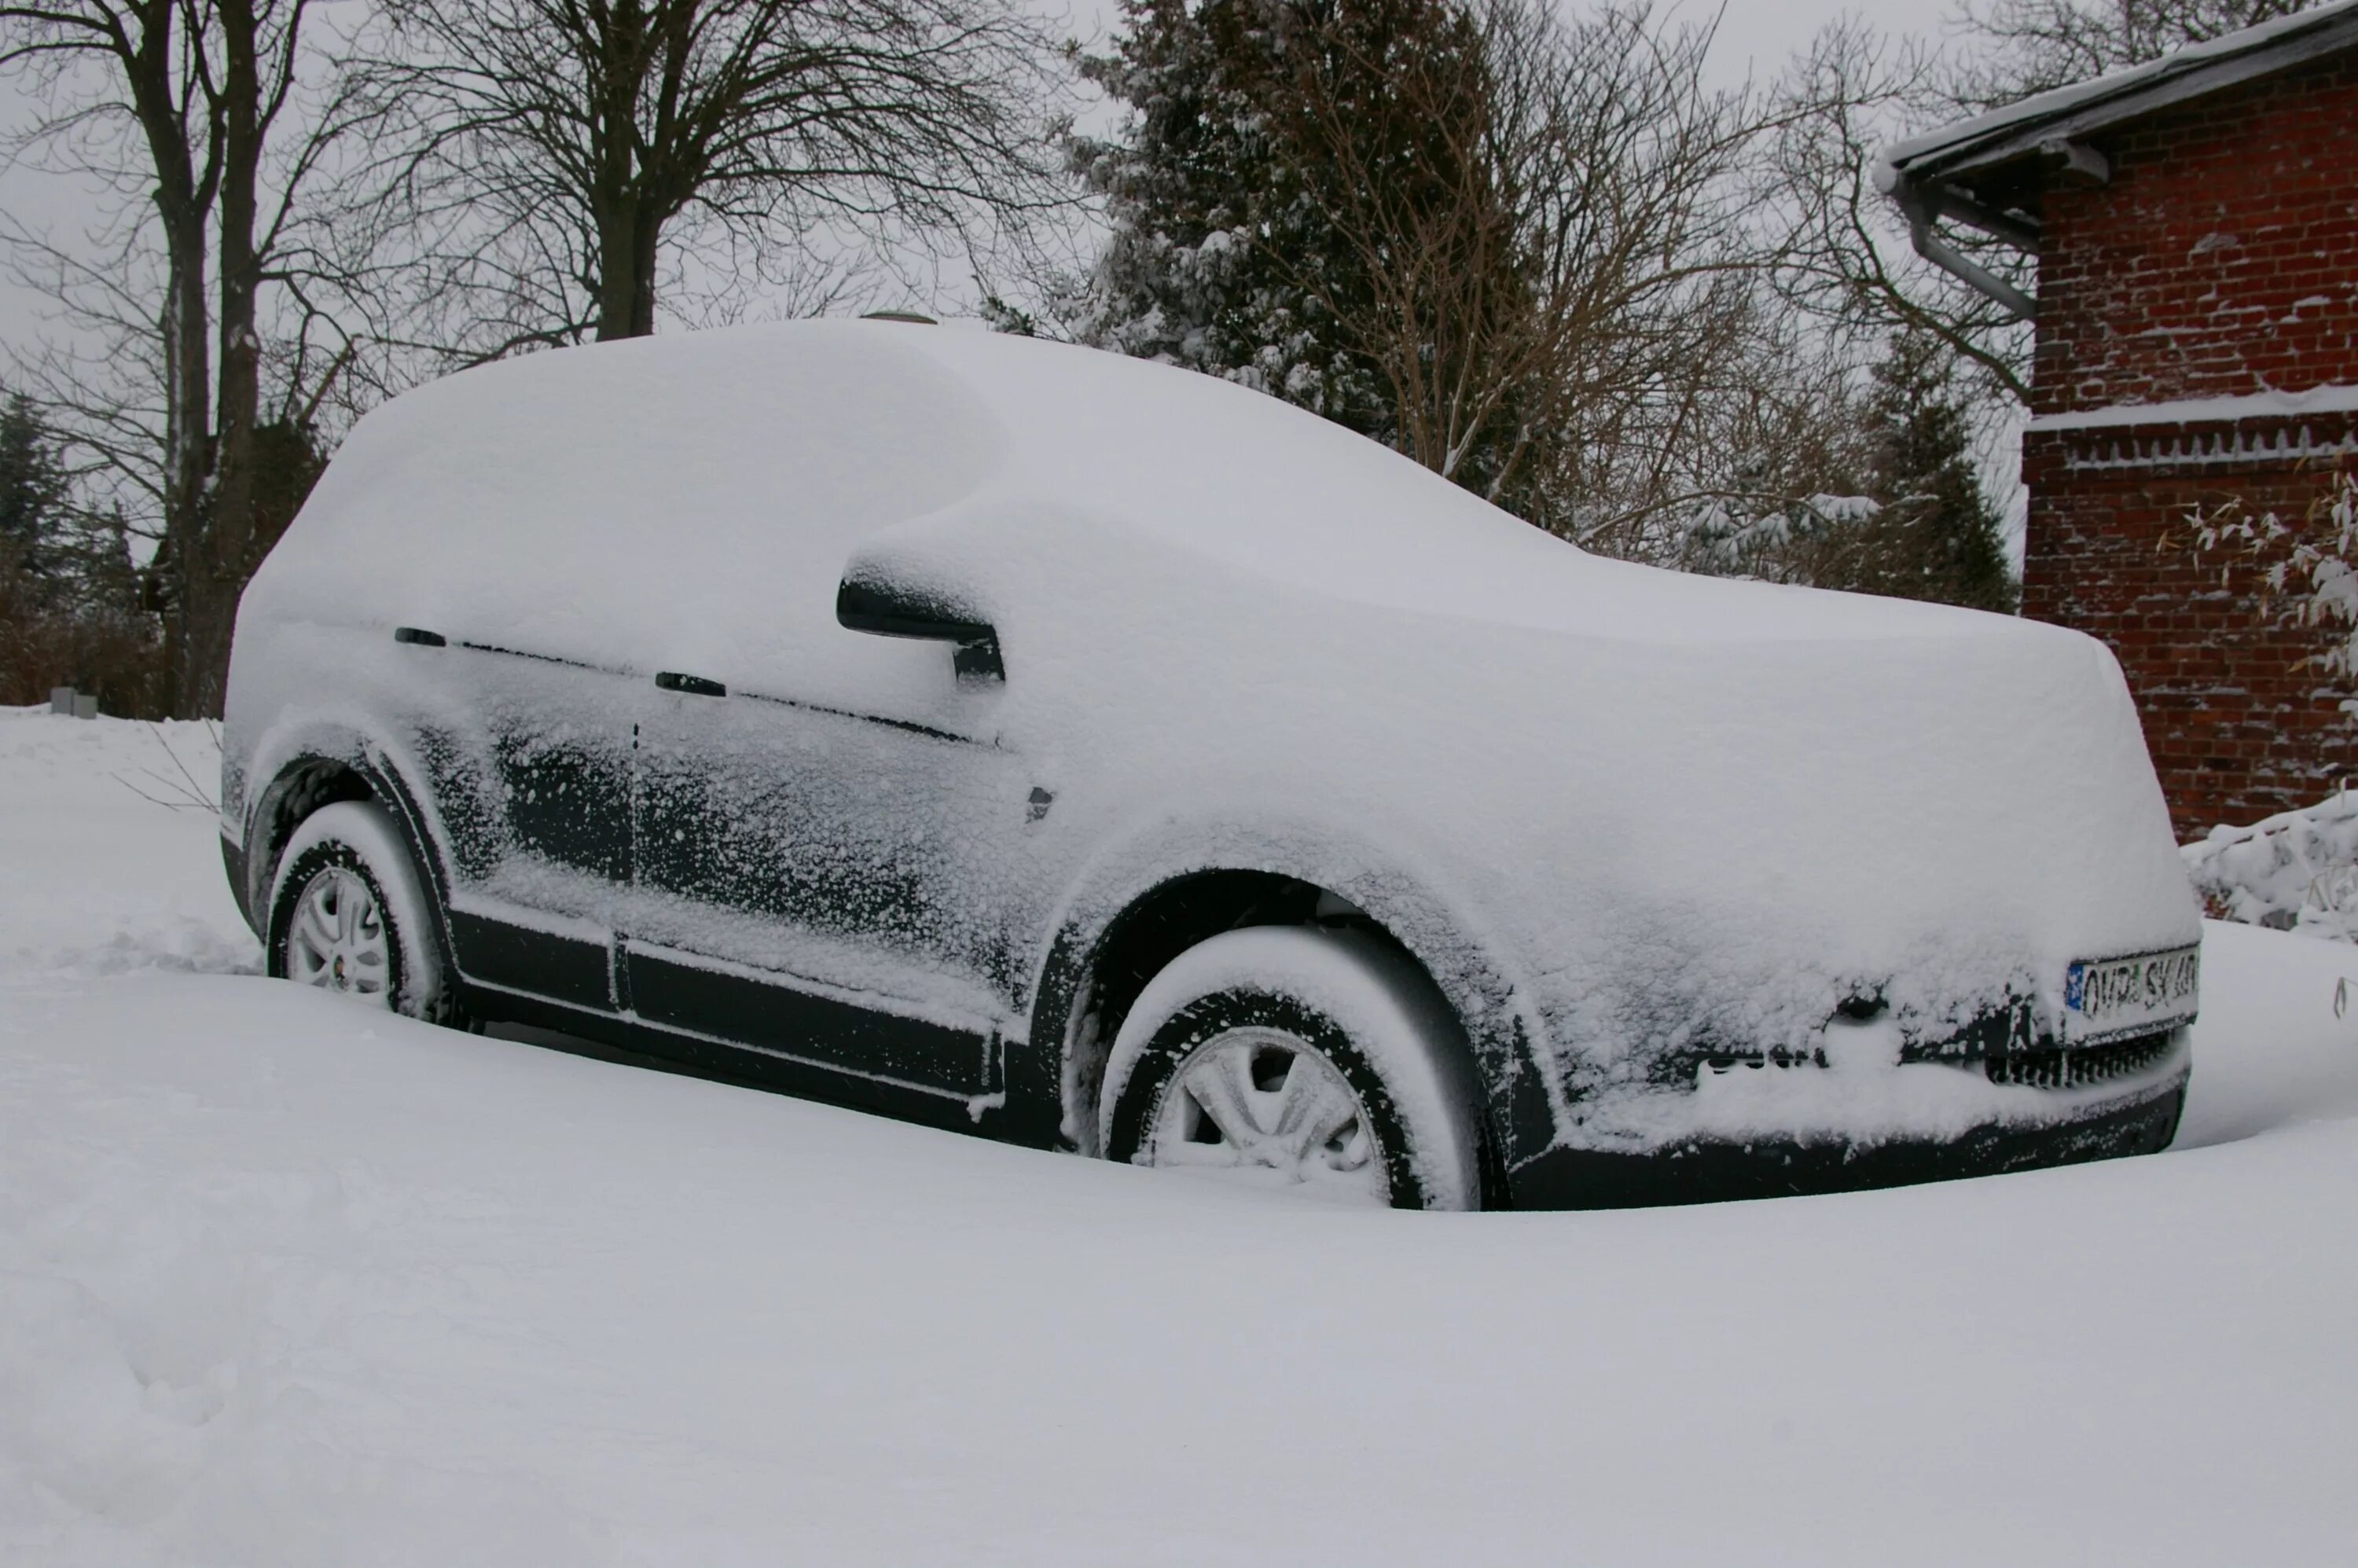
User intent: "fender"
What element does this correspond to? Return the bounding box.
[1008,813,1565,1181]
[232,710,383,916]
[233,714,465,995]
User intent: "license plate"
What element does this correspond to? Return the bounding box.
[2064,946,2199,1040]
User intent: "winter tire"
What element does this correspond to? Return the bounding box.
[1100,925,1482,1210]
[267,799,460,1024]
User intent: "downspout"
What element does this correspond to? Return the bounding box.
[1895,184,2038,322]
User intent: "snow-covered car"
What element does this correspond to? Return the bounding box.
[218,320,2200,1209]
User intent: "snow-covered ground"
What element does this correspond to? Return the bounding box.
[5,707,2356,1566]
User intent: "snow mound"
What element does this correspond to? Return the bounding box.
[0,711,260,985]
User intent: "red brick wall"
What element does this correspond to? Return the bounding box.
[2022,424,2358,839]
[2032,52,2358,418]
[2023,50,2358,839]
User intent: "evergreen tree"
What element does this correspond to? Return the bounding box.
[0,389,152,623]
[0,390,167,713]
[1063,0,1493,452]
[248,417,330,563]
[1860,328,2018,612]
[1058,0,1767,541]
[1689,332,2021,611]
[0,393,68,590]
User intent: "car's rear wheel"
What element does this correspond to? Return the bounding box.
[267,799,459,1023]
[1099,926,1482,1210]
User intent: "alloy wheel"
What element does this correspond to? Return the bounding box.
[1146,1026,1387,1203]
[285,865,391,1000]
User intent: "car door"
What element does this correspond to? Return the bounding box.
[624,658,1036,1097]
[394,628,639,1015]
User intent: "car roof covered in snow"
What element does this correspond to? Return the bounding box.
[291,318,2022,653]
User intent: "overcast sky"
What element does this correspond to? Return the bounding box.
[1706,0,1955,83]
[0,0,1964,366]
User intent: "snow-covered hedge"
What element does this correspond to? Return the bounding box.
[2184,791,2358,942]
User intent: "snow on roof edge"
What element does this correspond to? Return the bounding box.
[1872,0,2358,192]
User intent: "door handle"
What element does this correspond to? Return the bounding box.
[655,671,725,697]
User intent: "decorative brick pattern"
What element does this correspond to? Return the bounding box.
[2024,52,2358,839]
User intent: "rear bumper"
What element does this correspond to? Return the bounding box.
[1504,1064,2188,1210]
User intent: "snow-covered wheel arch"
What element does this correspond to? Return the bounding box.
[1023,860,1536,1182]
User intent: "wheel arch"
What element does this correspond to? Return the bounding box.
[233,721,457,964]
[1017,830,1559,1197]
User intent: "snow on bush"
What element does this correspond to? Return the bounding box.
[2184,789,2358,942]
[1680,490,1882,572]
[2181,469,2358,942]
[2190,466,2358,681]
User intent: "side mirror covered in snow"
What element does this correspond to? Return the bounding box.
[836,570,1005,683]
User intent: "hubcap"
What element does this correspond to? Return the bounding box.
[285,865,391,1001]
[1145,1027,1387,1204]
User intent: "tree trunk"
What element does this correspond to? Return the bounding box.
[594,207,635,340]
[627,202,659,336]
[156,203,214,718]
[593,195,666,340]
[181,0,270,719]
[586,0,672,340]
[592,0,649,340]
[123,0,223,719]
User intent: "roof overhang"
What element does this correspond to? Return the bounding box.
[1875,1,2358,321]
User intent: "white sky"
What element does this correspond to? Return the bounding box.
[1705,0,1956,84]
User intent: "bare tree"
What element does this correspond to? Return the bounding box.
[1,1,369,715]
[1475,2,1779,549]
[1763,21,2034,406]
[358,0,1071,358]
[1267,1,1766,527]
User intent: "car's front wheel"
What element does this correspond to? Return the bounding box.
[1099,926,1482,1210]
[267,799,457,1023]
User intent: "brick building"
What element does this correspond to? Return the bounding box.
[1882,5,2358,839]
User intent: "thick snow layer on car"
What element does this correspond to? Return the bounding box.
[4,709,2356,1565]
[232,322,2198,1156]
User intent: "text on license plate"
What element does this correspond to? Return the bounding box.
[2065,946,2199,1026]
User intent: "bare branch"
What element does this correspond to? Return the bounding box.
[350,0,1075,353]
